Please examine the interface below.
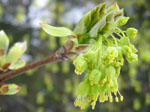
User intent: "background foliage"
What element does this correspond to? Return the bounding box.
[0,0,149,112]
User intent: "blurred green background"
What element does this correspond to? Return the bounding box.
[0,0,149,112]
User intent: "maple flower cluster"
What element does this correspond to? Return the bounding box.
[0,1,138,108]
[73,3,138,109]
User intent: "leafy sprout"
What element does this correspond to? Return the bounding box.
[0,2,138,110]
[0,30,27,95]
[40,2,138,109]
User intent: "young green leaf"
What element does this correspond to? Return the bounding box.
[0,30,9,53]
[9,59,26,70]
[6,41,27,63]
[89,15,106,37]
[40,23,76,37]
[74,13,88,34]
[74,3,107,35]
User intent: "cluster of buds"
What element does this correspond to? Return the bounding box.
[73,2,138,109]
[0,83,21,95]
[0,30,26,74]
[0,30,26,95]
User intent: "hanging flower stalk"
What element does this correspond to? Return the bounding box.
[72,2,138,109]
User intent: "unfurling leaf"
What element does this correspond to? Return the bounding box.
[0,30,9,53]
[74,3,107,35]
[0,32,27,71]
[40,23,76,37]
[0,83,21,95]
[9,59,26,70]
[6,41,27,63]
[89,15,107,37]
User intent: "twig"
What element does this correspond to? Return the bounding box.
[0,54,62,82]
[0,39,88,82]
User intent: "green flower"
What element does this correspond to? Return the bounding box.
[126,28,138,38]
[73,55,87,75]
[126,53,138,63]
[72,2,138,110]
[103,47,118,65]
[89,69,102,85]
[76,81,89,97]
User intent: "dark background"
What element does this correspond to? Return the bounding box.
[0,0,150,112]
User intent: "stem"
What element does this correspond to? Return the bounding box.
[0,39,88,82]
[96,35,102,69]
[115,28,125,37]
[114,32,123,38]
[111,34,118,45]
[0,54,62,82]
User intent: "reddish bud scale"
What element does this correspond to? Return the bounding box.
[2,63,10,71]
[0,49,5,56]
[0,83,9,93]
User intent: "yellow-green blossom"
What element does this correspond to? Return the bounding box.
[72,2,138,110]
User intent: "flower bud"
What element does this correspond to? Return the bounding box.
[117,17,130,26]
[73,55,87,75]
[104,65,116,77]
[120,37,130,46]
[89,69,101,85]
[74,97,82,107]
[105,47,118,58]
[89,85,99,98]
[83,51,96,70]
[84,51,95,62]
[130,45,138,53]
[126,28,138,38]
[122,46,132,58]
[126,53,138,63]
[76,81,89,97]
[103,47,118,64]
[80,100,87,109]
